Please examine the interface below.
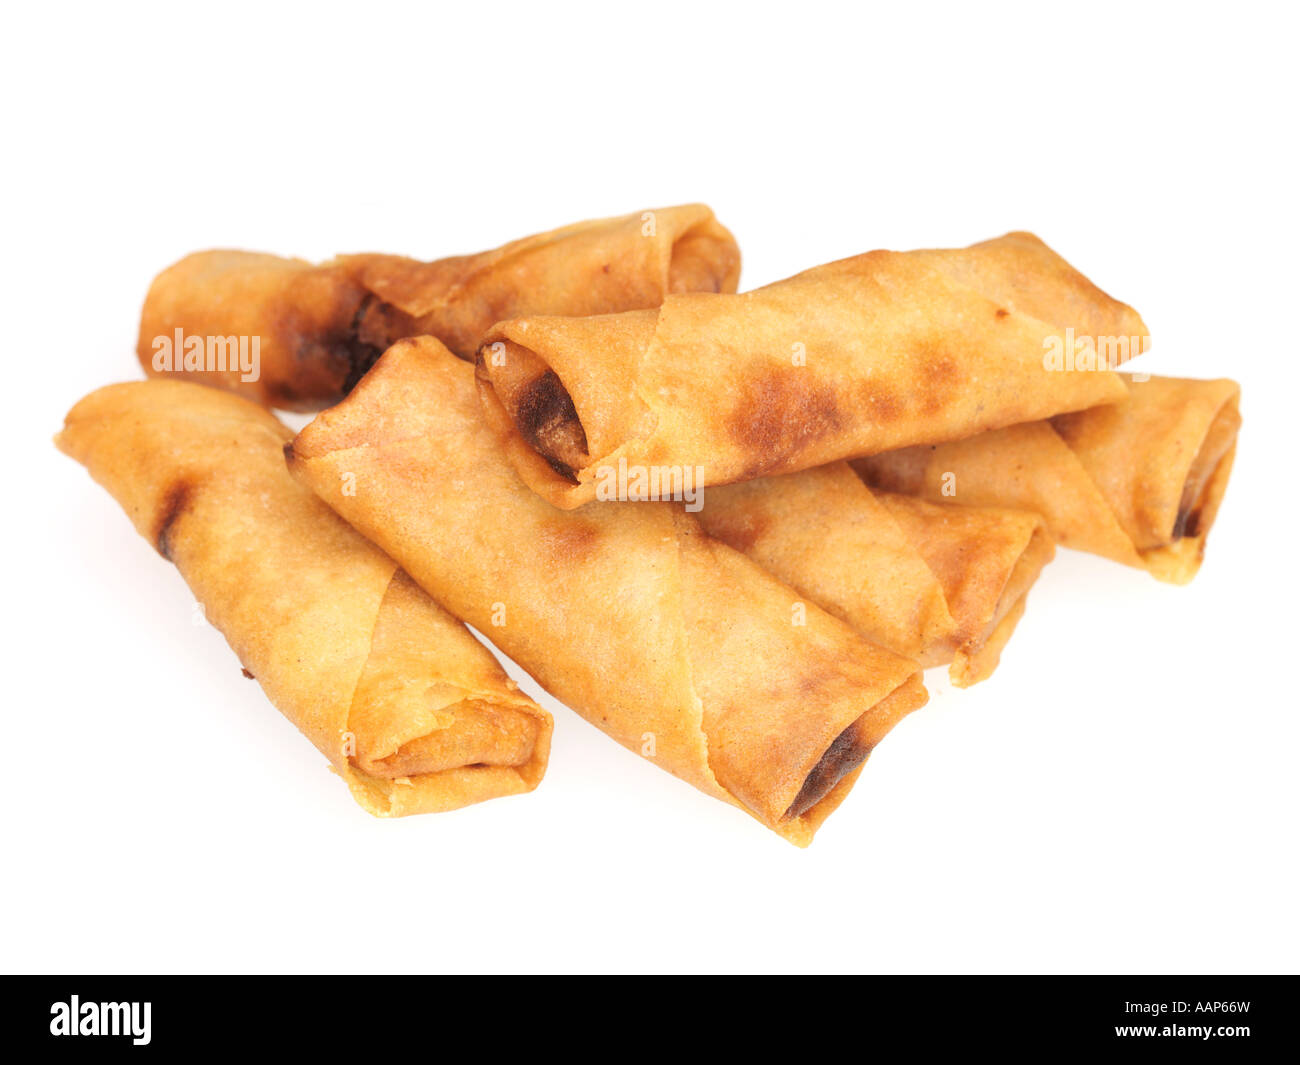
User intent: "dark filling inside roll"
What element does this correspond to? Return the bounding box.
[1170,403,1242,543]
[783,719,874,821]
[1172,500,1199,541]
[515,369,589,482]
[336,295,423,396]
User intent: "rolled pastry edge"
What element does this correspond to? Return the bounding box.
[56,380,552,818]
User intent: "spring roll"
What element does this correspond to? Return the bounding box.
[698,463,1054,685]
[56,379,551,815]
[138,204,740,410]
[476,231,1146,508]
[288,337,928,845]
[877,492,1054,686]
[855,375,1241,583]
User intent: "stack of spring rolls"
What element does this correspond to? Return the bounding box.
[57,205,1241,844]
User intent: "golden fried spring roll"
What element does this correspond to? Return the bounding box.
[56,380,551,815]
[699,464,1054,686]
[855,375,1241,584]
[877,492,1054,686]
[138,204,740,410]
[476,231,1146,508]
[288,338,928,845]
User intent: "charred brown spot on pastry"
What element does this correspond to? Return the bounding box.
[728,370,843,479]
[996,307,1010,319]
[730,516,768,554]
[540,519,601,561]
[784,720,874,821]
[241,667,255,679]
[914,349,963,415]
[711,513,769,555]
[154,480,193,560]
[920,351,959,380]
[798,666,836,696]
[516,370,589,477]
[852,376,904,426]
[871,387,904,421]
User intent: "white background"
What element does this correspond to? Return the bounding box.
[5,2,1297,974]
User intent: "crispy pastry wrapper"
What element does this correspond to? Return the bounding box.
[856,375,1241,584]
[877,492,1054,686]
[137,204,740,410]
[699,464,1054,686]
[288,338,928,845]
[56,380,551,815]
[476,231,1145,508]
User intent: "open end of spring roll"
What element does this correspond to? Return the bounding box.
[875,492,1054,686]
[698,463,1053,685]
[1049,375,1241,582]
[856,375,1240,583]
[476,231,1145,508]
[56,379,551,816]
[137,204,739,411]
[671,530,929,837]
[288,337,928,845]
[782,688,921,822]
